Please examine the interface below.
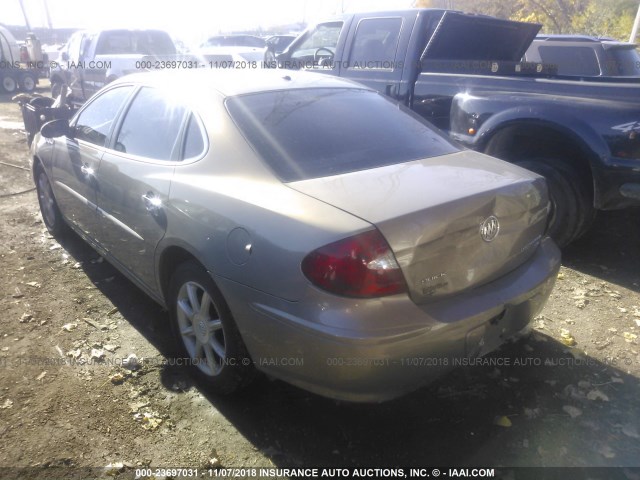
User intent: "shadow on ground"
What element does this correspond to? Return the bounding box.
[562,208,640,293]
[54,211,640,469]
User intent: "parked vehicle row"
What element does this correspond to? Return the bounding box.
[47,29,299,105]
[25,7,639,402]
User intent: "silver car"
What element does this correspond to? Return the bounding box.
[32,69,560,402]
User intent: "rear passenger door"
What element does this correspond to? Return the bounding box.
[95,86,206,289]
[339,16,411,97]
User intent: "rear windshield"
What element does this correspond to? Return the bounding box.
[96,30,176,56]
[226,88,458,182]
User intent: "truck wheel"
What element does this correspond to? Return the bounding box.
[1,74,18,93]
[19,72,37,92]
[516,159,593,247]
[168,261,255,395]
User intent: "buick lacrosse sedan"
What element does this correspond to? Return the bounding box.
[32,70,560,402]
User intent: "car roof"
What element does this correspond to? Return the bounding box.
[531,34,637,49]
[112,69,370,97]
[534,34,616,42]
[533,34,636,46]
[207,34,263,39]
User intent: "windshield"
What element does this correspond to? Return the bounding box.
[202,36,265,48]
[226,88,458,182]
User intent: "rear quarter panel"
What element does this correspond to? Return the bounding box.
[158,100,372,302]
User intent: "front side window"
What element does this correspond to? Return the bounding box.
[227,88,458,182]
[114,87,188,161]
[74,86,133,146]
[291,22,343,60]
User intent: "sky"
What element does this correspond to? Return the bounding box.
[3,0,415,46]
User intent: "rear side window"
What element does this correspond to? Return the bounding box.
[114,87,187,161]
[349,17,402,69]
[539,46,600,76]
[227,88,458,182]
[74,86,133,146]
[183,114,206,159]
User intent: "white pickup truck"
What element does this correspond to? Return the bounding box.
[49,29,187,104]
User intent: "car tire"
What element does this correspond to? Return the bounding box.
[1,73,18,94]
[516,159,594,247]
[19,72,37,92]
[168,261,255,394]
[34,165,68,237]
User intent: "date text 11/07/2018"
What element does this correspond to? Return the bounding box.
[133,60,264,70]
[200,467,496,478]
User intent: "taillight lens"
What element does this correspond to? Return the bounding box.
[301,230,407,298]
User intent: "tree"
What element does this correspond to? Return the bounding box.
[414,0,639,40]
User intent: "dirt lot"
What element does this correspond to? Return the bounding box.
[0,82,639,479]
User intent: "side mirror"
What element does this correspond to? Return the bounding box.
[41,119,70,139]
[61,51,69,62]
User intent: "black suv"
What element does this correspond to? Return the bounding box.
[524,34,640,77]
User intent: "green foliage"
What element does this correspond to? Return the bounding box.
[413,0,639,41]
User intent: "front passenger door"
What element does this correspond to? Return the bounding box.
[50,85,133,238]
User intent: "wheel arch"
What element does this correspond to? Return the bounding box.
[157,244,203,307]
[32,154,45,180]
[479,119,603,208]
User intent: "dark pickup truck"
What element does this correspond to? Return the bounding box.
[277,9,640,246]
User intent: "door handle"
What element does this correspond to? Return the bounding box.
[80,164,94,176]
[141,193,162,215]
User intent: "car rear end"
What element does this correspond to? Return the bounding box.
[220,79,560,401]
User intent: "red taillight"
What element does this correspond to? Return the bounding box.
[301,230,407,298]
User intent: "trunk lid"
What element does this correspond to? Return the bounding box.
[288,151,549,304]
[421,12,541,63]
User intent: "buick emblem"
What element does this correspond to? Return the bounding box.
[480,216,500,242]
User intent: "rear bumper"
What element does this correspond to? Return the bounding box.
[217,237,561,402]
